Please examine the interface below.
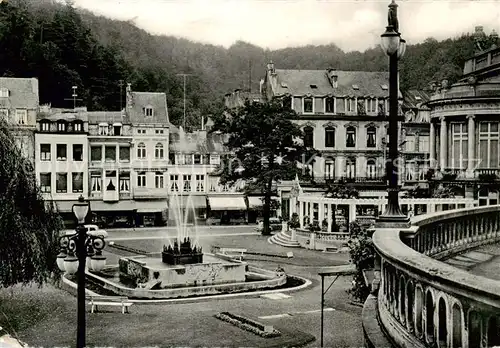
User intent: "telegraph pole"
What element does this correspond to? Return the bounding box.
[176,73,192,130]
[119,80,123,110]
[64,86,83,110]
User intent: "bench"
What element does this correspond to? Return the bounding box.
[87,296,133,314]
[220,248,247,261]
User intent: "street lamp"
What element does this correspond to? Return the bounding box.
[56,195,106,348]
[377,0,409,226]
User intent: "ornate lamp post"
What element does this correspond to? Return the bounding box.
[56,195,106,348]
[377,0,409,226]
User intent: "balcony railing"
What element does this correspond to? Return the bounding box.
[311,176,385,184]
[133,187,168,199]
[364,205,500,348]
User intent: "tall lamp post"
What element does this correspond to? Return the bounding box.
[56,195,106,348]
[377,0,409,226]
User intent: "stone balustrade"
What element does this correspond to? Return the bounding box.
[365,205,500,348]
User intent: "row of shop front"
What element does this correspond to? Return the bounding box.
[52,194,279,228]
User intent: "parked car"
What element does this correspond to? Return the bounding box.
[60,224,108,239]
[256,217,283,232]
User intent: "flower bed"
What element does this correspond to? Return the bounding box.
[214,312,281,338]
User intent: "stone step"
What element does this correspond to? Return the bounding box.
[269,233,301,248]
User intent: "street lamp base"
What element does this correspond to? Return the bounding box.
[375,215,410,229]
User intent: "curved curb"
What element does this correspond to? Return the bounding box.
[62,273,312,304]
[127,274,312,304]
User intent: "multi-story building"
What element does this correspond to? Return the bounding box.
[260,62,396,223]
[87,110,134,226]
[126,84,170,226]
[400,90,431,197]
[427,34,500,205]
[0,77,39,162]
[87,85,170,227]
[35,106,89,225]
[167,122,244,225]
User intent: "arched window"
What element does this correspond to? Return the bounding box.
[137,142,146,159]
[303,126,314,147]
[325,127,335,148]
[324,157,335,179]
[155,143,164,159]
[346,126,356,147]
[40,120,50,132]
[366,159,377,179]
[367,126,376,148]
[426,291,435,344]
[438,298,447,347]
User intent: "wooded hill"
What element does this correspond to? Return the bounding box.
[0,0,480,129]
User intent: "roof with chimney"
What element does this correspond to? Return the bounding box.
[126,90,169,125]
[0,77,39,109]
[268,68,393,98]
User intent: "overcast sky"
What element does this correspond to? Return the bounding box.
[73,0,500,52]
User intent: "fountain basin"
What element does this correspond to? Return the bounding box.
[119,254,246,289]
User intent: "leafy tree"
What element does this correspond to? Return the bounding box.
[347,221,375,302]
[288,212,300,230]
[0,120,62,288]
[212,100,317,235]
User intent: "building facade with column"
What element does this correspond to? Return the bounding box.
[261,62,402,226]
[427,41,500,205]
[0,77,39,162]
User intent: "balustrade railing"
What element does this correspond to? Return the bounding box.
[368,205,500,348]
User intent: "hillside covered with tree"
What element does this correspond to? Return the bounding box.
[0,0,481,129]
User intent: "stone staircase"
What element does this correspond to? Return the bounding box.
[269,230,301,248]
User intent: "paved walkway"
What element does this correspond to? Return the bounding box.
[443,243,500,281]
[11,229,363,348]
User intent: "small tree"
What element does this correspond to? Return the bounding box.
[212,100,317,235]
[288,213,300,230]
[0,120,62,288]
[308,220,321,233]
[347,221,375,302]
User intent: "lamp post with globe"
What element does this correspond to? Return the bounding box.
[377,0,409,227]
[56,195,106,348]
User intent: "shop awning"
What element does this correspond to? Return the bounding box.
[168,195,207,209]
[247,196,280,209]
[208,195,247,211]
[54,200,167,213]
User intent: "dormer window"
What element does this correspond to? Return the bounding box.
[57,121,66,132]
[303,97,313,113]
[73,121,83,132]
[366,98,377,113]
[113,123,122,136]
[345,98,356,113]
[325,97,335,113]
[40,121,50,132]
[380,84,388,90]
[352,84,359,90]
[99,123,108,135]
[281,82,288,88]
[310,84,318,89]
[0,88,9,98]
[415,96,422,101]
[144,107,154,117]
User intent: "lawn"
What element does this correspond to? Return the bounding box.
[0,282,315,347]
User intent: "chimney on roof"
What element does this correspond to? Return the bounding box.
[126,83,132,109]
[259,78,264,94]
[490,29,499,48]
[326,68,338,88]
[267,60,275,74]
[31,78,38,95]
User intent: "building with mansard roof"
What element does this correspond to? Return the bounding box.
[260,62,398,225]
